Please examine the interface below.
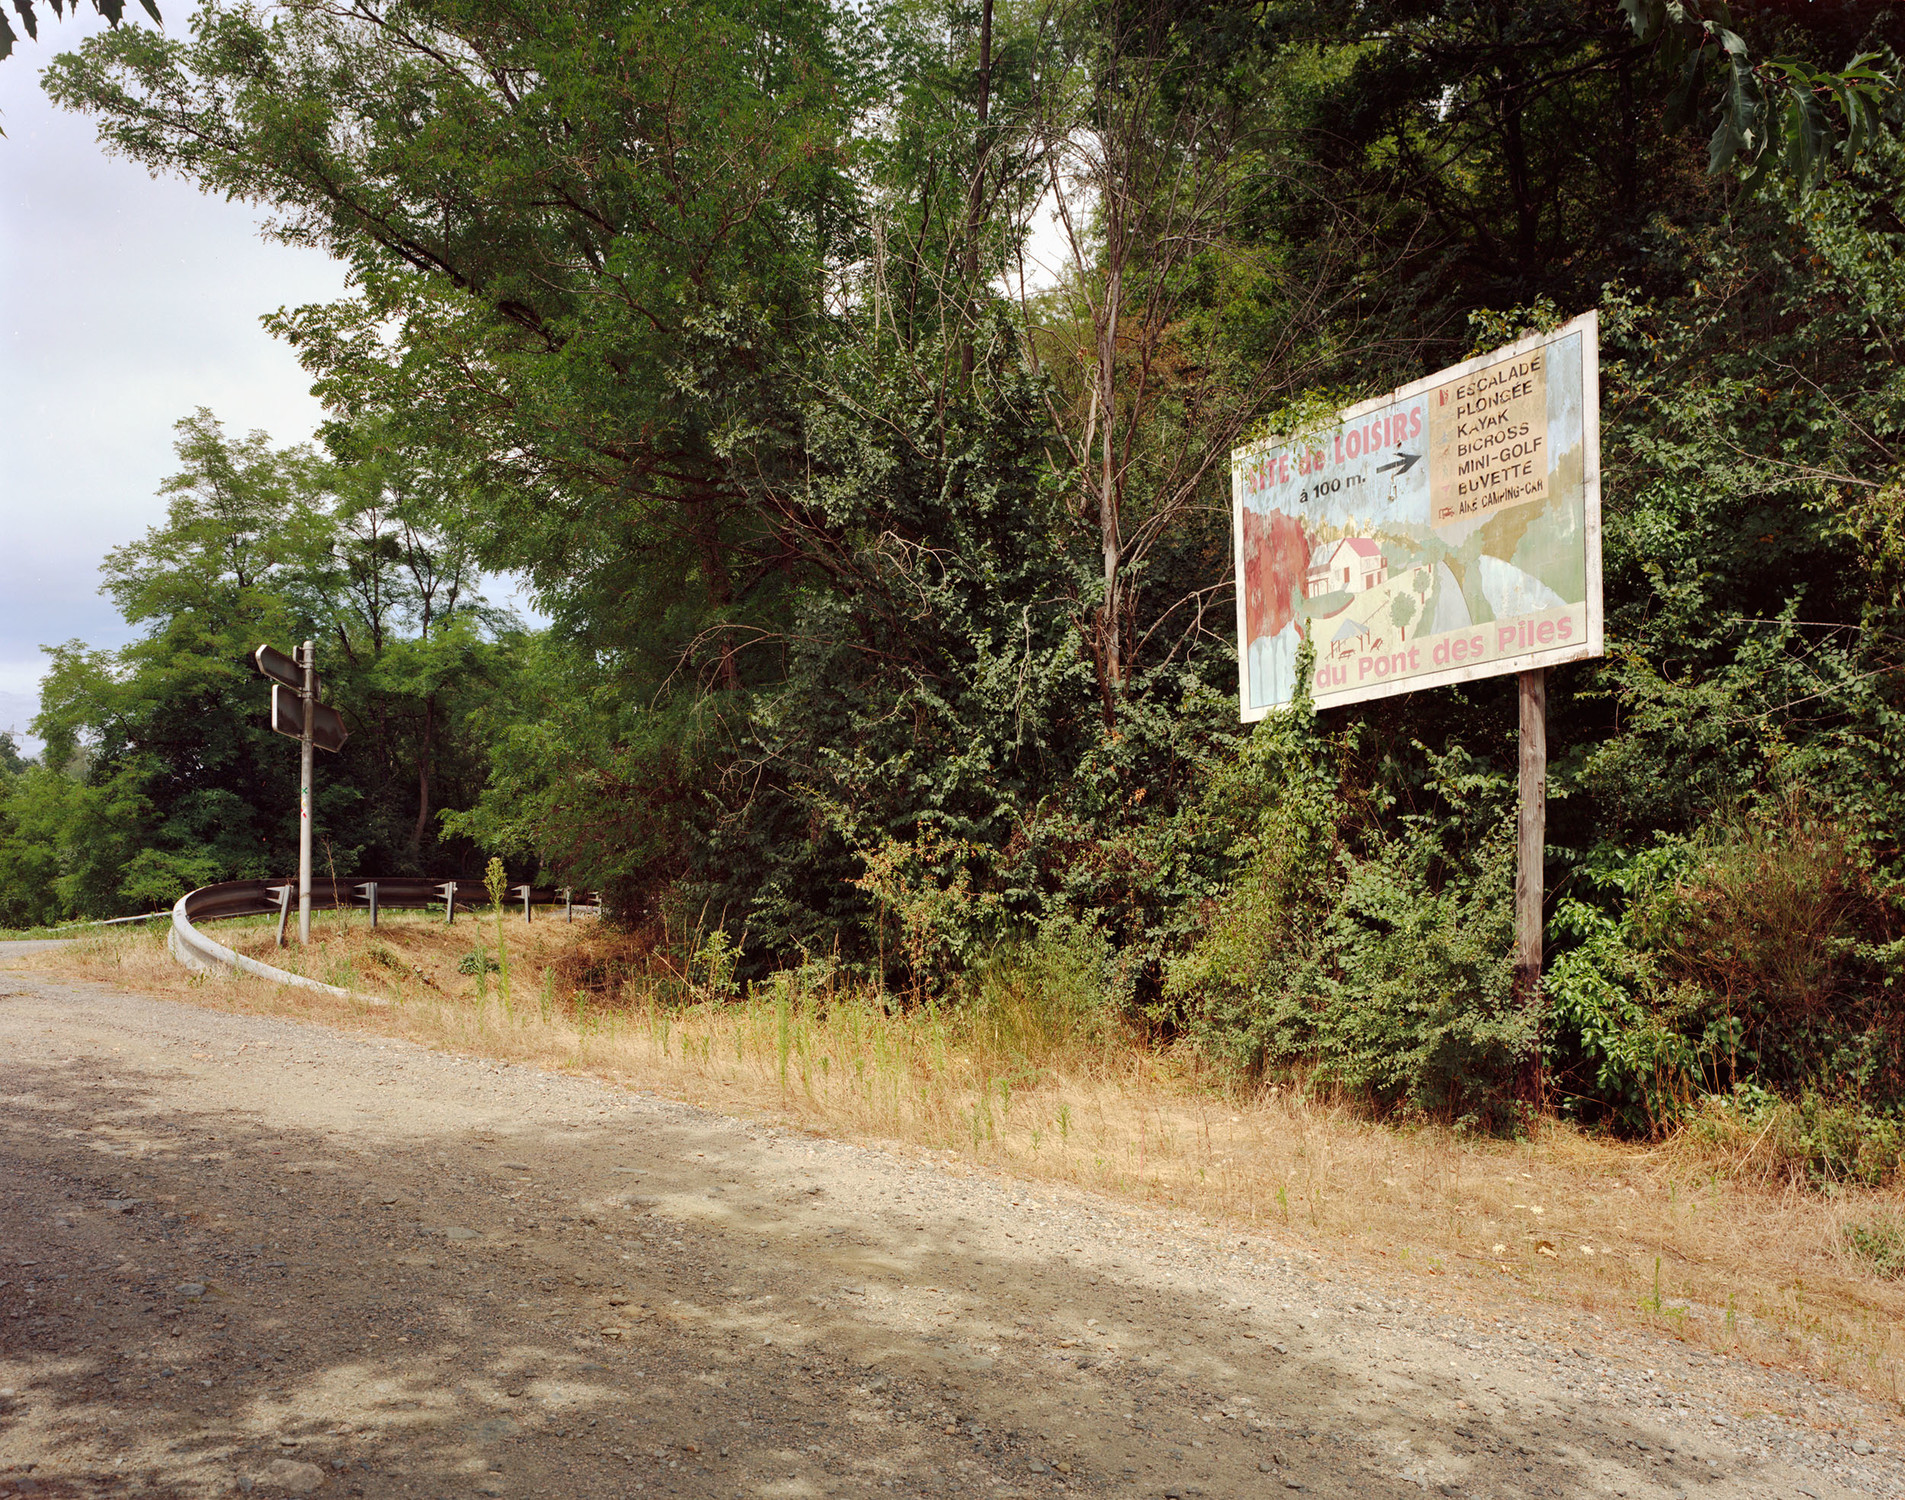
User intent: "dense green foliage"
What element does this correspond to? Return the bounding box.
[13,0,1905,1140]
[0,410,520,928]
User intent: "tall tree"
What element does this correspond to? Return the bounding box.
[47,0,865,697]
[1017,0,1362,712]
[11,410,519,917]
[324,423,495,861]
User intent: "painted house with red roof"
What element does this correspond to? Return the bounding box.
[1305,537,1388,600]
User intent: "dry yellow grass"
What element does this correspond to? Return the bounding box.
[14,911,1905,1412]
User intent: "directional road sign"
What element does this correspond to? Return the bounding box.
[270,683,349,753]
[253,643,307,693]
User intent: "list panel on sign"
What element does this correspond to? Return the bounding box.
[1428,348,1547,528]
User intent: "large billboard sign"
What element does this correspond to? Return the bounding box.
[1231,312,1601,720]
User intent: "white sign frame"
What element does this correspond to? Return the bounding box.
[1231,311,1601,721]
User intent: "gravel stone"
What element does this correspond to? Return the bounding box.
[262,1458,326,1493]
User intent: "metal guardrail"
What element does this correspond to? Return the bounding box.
[169,888,361,1000]
[166,877,596,998]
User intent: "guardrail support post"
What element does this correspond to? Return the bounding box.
[355,881,379,928]
[438,880,457,924]
[269,884,294,948]
[513,883,533,923]
[561,887,573,923]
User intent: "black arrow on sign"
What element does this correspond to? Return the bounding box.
[1376,450,1422,475]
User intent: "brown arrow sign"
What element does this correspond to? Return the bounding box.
[270,683,349,753]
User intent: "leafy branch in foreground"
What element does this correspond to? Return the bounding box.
[0,0,157,64]
[1622,0,1897,191]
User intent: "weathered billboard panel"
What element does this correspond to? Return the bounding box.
[1231,312,1602,720]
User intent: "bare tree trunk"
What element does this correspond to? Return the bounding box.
[959,0,994,384]
[1094,224,1125,713]
[411,695,434,863]
[1018,0,1351,720]
[697,493,742,689]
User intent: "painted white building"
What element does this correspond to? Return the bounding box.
[1305,537,1387,599]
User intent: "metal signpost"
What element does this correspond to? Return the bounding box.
[254,641,348,945]
[1230,311,1602,1011]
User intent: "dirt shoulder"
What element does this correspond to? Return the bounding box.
[0,973,1897,1500]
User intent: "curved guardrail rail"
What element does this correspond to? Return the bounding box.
[168,877,579,999]
[169,885,360,999]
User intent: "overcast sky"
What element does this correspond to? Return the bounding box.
[0,14,350,751]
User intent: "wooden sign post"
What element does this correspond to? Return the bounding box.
[1516,667,1547,1093]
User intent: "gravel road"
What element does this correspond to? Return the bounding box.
[0,974,1899,1500]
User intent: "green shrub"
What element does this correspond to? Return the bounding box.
[1309,812,1528,1128]
[851,824,1005,1000]
[964,923,1122,1061]
[1168,667,1534,1131]
[1845,1216,1905,1278]
[1544,888,1703,1136]
[1164,671,1341,1079]
[1638,804,1905,1102]
[1544,803,1905,1140]
[1758,1092,1905,1189]
[1684,1085,1905,1188]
